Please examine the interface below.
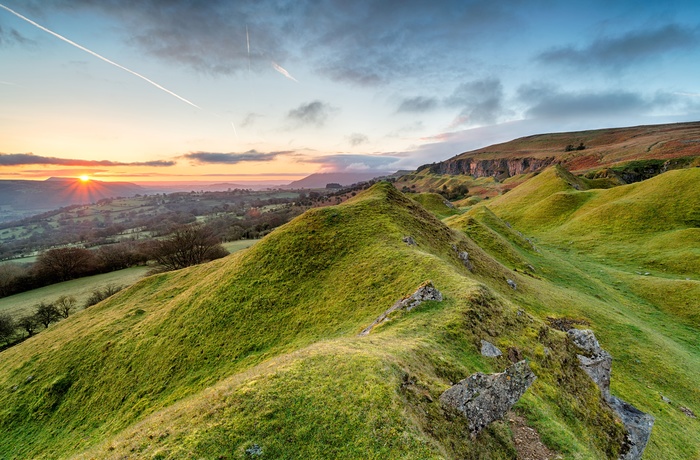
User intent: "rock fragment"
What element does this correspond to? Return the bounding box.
[440,360,536,435]
[480,339,502,358]
[359,282,442,336]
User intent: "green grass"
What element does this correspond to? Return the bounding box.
[0,179,697,458]
[0,267,150,319]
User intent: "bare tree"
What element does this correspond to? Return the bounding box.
[34,247,96,282]
[153,224,228,271]
[0,263,27,297]
[54,295,77,318]
[35,302,60,328]
[0,313,15,345]
[17,315,38,337]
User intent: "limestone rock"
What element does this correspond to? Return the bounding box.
[452,245,474,270]
[506,279,517,290]
[440,360,536,435]
[567,328,655,460]
[480,339,502,358]
[359,282,442,336]
[402,236,417,246]
[609,396,655,460]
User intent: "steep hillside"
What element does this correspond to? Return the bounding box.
[0,181,698,459]
[420,122,700,182]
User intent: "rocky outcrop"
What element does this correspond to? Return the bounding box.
[421,157,556,179]
[440,360,536,435]
[568,329,654,460]
[359,282,442,336]
[452,244,473,270]
[480,339,502,358]
[402,236,417,246]
[567,329,612,398]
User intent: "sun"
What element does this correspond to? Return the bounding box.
[79,175,90,182]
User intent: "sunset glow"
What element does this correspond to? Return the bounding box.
[1,1,699,184]
[79,175,90,182]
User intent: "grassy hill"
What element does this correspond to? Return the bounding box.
[0,179,698,458]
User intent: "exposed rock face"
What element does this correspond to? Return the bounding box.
[568,329,654,460]
[506,279,517,290]
[440,360,536,435]
[359,282,443,336]
[567,329,612,397]
[422,157,556,179]
[480,339,502,358]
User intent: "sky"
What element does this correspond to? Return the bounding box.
[1,0,699,183]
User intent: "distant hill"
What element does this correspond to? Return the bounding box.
[0,178,144,222]
[286,171,392,189]
[419,121,700,182]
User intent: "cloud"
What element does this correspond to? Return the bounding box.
[182,150,292,164]
[0,23,34,46]
[301,153,401,172]
[32,0,524,84]
[287,101,337,127]
[516,84,697,120]
[397,96,438,113]
[537,23,700,69]
[347,133,369,146]
[445,77,506,126]
[0,153,175,167]
[240,113,261,128]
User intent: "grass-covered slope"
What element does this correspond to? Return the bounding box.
[487,167,700,275]
[1,181,697,459]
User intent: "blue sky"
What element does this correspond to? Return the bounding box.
[1,0,699,181]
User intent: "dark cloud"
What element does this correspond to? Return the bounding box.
[32,0,526,84]
[0,153,174,167]
[182,150,292,164]
[445,78,505,126]
[347,133,369,146]
[0,23,33,47]
[518,84,696,120]
[287,101,337,127]
[397,96,438,113]
[537,23,700,69]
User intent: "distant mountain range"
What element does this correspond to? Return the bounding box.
[285,171,394,189]
[0,178,145,222]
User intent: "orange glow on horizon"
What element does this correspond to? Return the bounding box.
[79,175,90,182]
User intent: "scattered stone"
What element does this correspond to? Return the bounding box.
[567,329,655,460]
[444,200,455,209]
[507,347,523,363]
[680,406,697,418]
[440,360,536,436]
[402,236,417,246]
[506,279,517,290]
[660,394,671,404]
[359,282,443,336]
[452,245,474,270]
[24,375,34,384]
[480,339,502,358]
[245,444,263,457]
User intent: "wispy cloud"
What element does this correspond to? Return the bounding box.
[397,96,438,113]
[537,23,700,69]
[0,153,175,167]
[445,77,506,127]
[182,150,292,164]
[287,101,338,127]
[347,133,369,146]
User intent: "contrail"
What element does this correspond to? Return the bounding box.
[271,61,298,82]
[231,121,239,139]
[0,3,200,109]
[246,24,251,76]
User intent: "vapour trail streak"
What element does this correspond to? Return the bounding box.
[0,3,201,109]
[246,24,251,76]
[271,61,298,82]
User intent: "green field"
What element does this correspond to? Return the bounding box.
[0,174,698,459]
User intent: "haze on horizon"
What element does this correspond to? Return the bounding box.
[1,0,699,182]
